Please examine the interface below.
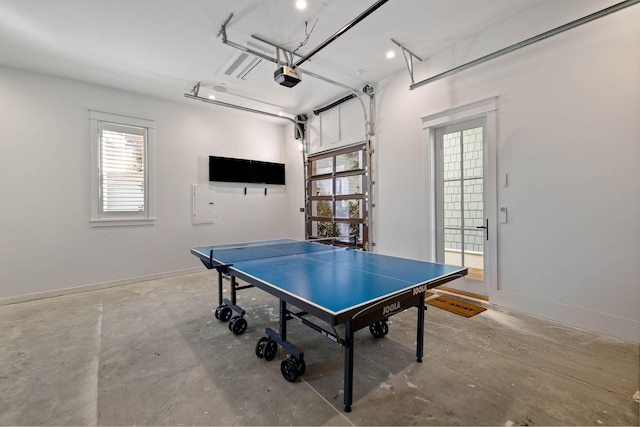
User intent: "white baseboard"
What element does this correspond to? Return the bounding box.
[0,267,203,306]
[491,289,640,343]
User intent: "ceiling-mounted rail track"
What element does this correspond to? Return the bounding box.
[391,38,422,86]
[217,14,360,93]
[184,85,305,137]
[410,0,640,90]
[292,0,389,68]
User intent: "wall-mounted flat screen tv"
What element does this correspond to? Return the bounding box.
[251,160,285,185]
[209,156,285,185]
[209,156,252,183]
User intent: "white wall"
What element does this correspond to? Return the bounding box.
[0,66,300,303]
[283,122,307,239]
[370,3,639,341]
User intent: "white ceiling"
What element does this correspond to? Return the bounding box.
[0,0,563,115]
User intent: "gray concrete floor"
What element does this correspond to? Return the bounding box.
[0,271,638,426]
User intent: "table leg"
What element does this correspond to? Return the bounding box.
[344,321,354,412]
[217,271,223,306]
[230,276,238,306]
[417,293,425,363]
[279,300,287,341]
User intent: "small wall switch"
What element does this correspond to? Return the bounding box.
[502,173,509,188]
[499,206,507,224]
[299,208,305,212]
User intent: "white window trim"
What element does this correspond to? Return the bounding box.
[89,110,156,227]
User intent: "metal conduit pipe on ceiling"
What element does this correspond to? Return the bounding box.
[409,0,640,90]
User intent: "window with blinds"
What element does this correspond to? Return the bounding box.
[89,110,155,226]
[99,122,146,213]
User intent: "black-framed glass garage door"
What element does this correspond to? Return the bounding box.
[306,144,368,249]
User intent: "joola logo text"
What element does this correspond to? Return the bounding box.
[382,301,401,316]
[413,284,430,295]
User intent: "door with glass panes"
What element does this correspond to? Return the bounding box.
[435,118,488,296]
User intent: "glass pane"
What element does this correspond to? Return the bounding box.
[335,150,363,172]
[442,131,461,180]
[443,181,461,229]
[351,223,363,242]
[310,179,332,196]
[335,175,363,196]
[335,200,362,219]
[311,157,333,176]
[336,222,362,241]
[311,200,333,217]
[311,221,334,238]
[463,229,484,280]
[463,178,483,228]
[444,228,461,252]
[335,222,349,238]
[444,228,462,266]
[464,230,484,255]
[463,127,483,179]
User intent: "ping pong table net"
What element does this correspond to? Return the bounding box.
[209,238,355,265]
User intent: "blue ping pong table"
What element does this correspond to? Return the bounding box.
[191,238,467,412]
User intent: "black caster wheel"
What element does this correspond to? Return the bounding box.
[214,305,223,320]
[281,358,298,382]
[263,339,277,361]
[294,357,306,376]
[218,306,233,322]
[255,337,269,359]
[229,317,248,335]
[369,320,389,338]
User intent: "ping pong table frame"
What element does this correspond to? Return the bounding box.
[194,240,467,412]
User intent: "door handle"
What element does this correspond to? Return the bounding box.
[476,219,489,241]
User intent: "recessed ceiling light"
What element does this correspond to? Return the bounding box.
[386,50,395,59]
[295,0,307,10]
[208,95,216,100]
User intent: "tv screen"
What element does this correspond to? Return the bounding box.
[209,156,251,183]
[251,160,285,185]
[209,156,285,185]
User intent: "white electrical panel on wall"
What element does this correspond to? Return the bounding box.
[192,185,215,224]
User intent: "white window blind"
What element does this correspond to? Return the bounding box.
[99,122,146,213]
[90,110,155,226]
